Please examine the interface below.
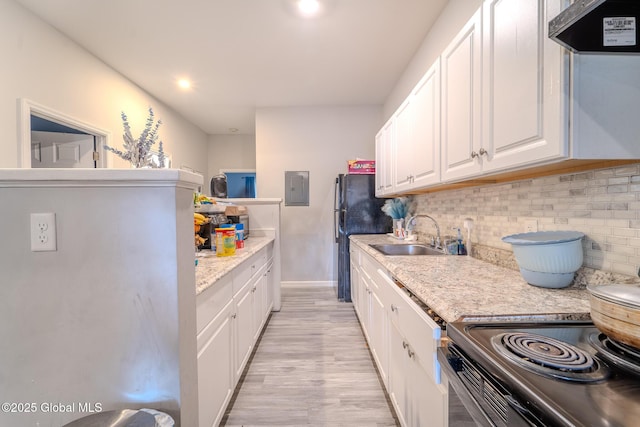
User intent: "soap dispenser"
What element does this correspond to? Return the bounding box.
[453,227,467,255]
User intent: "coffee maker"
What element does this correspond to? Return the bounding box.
[210,174,227,198]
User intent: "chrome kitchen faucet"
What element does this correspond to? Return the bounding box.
[407,214,443,251]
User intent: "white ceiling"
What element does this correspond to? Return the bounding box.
[15,0,448,135]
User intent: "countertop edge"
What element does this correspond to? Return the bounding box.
[195,236,274,295]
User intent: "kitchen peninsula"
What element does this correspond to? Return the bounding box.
[0,168,202,426]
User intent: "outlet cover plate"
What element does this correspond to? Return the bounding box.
[30,213,56,251]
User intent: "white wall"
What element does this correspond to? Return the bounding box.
[256,106,382,283]
[0,0,208,172]
[206,134,256,195]
[384,0,483,120]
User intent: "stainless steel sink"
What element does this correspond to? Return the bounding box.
[370,244,445,256]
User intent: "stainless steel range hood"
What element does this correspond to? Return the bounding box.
[549,0,640,53]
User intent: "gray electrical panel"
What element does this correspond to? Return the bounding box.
[284,171,309,206]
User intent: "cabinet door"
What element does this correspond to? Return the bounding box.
[234,281,254,380]
[393,98,414,193]
[252,273,265,341]
[350,257,361,317]
[409,349,447,427]
[388,320,409,427]
[410,59,441,189]
[360,273,373,342]
[369,286,388,387]
[482,0,566,173]
[375,119,395,197]
[441,9,483,182]
[264,261,274,317]
[197,300,234,427]
[394,61,441,193]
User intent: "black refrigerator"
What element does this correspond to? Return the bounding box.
[334,174,391,302]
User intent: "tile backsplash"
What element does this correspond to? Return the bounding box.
[411,162,640,282]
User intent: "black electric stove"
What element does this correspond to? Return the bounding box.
[438,318,640,427]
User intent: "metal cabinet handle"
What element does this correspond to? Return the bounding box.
[407,348,415,359]
[402,341,408,349]
[471,151,479,158]
[231,313,237,319]
[479,148,488,156]
[391,304,398,313]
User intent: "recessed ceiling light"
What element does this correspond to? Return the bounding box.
[229,127,239,133]
[177,79,191,89]
[297,0,320,17]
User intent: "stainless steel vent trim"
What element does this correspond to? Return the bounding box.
[549,0,606,37]
[549,0,640,53]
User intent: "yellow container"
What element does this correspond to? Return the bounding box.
[215,228,236,257]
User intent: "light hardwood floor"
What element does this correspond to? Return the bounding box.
[220,283,400,427]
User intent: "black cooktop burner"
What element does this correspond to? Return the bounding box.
[589,332,640,376]
[491,332,609,382]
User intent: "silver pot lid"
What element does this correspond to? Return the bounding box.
[587,284,640,310]
[502,231,584,245]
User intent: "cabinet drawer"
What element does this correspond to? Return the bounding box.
[232,251,263,295]
[196,273,233,334]
[360,251,377,274]
[386,277,442,383]
[349,245,361,266]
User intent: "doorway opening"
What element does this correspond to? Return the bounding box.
[221,170,257,198]
[18,98,111,168]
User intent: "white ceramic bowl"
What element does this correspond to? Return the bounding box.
[502,231,584,288]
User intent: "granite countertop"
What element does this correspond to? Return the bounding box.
[350,234,592,323]
[195,236,274,295]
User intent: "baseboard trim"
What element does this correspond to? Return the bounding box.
[281,280,336,288]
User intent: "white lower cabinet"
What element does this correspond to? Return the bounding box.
[234,278,255,380]
[369,281,388,386]
[197,299,234,427]
[352,245,447,427]
[196,243,274,427]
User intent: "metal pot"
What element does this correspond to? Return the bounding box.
[587,284,640,349]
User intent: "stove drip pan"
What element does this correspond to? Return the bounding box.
[491,332,609,382]
[589,332,640,377]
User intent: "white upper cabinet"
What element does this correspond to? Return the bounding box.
[441,8,483,182]
[377,0,640,193]
[480,0,566,174]
[393,59,441,193]
[375,118,394,197]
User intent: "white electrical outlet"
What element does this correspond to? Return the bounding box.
[30,213,57,251]
[524,219,538,233]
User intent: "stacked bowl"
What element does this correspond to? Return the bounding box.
[502,231,585,288]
